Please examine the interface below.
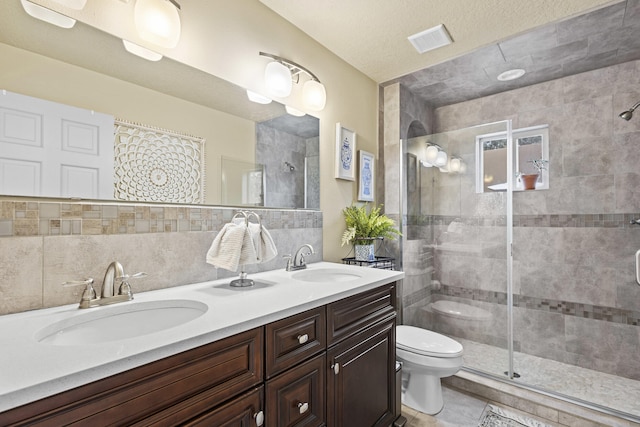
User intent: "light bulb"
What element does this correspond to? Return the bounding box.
[425,145,439,163]
[285,105,305,116]
[21,0,76,28]
[302,80,326,111]
[435,150,448,167]
[122,40,163,61]
[264,61,292,98]
[246,90,272,104]
[450,158,461,172]
[134,0,181,49]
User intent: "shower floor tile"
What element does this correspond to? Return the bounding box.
[457,338,640,418]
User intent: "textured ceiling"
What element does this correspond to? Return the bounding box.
[259,0,617,83]
[261,0,640,108]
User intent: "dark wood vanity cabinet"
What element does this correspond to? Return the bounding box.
[326,283,397,427]
[0,283,397,427]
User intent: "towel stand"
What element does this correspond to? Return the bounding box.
[230,210,261,287]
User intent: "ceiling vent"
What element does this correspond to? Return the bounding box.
[408,24,452,54]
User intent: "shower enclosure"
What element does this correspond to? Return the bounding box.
[401,118,640,422]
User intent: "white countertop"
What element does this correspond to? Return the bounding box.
[0,262,403,413]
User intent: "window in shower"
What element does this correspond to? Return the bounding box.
[476,125,549,193]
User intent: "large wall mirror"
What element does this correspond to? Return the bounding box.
[0,0,319,209]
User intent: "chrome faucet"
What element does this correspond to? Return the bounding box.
[285,244,315,271]
[101,261,125,299]
[63,262,146,309]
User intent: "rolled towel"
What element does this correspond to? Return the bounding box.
[206,221,247,272]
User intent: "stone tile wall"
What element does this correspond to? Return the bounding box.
[400,59,640,381]
[0,199,323,315]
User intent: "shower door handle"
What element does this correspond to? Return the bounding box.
[636,249,640,286]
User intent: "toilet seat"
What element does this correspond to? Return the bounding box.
[397,325,463,358]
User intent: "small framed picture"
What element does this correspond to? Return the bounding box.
[358,150,375,201]
[335,123,356,181]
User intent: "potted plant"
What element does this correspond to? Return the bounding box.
[521,158,548,190]
[341,204,401,261]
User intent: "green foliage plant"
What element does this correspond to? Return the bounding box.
[341,204,401,247]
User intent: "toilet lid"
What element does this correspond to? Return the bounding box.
[396,325,463,358]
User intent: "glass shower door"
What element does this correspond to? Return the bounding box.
[402,119,514,380]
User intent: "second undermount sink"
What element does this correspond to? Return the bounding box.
[291,268,362,283]
[35,299,208,346]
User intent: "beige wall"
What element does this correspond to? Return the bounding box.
[25,0,380,262]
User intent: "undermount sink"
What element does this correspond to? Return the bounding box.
[35,299,208,346]
[291,268,362,283]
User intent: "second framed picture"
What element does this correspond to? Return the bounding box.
[358,150,375,202]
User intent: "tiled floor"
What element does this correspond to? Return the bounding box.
[457,338,640,418]
[401,385,558,427]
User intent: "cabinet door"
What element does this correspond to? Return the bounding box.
[183,386,264,427]
[266,354,325,427]
[326,317,396,427]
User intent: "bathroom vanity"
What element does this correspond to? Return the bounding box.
[0,262,403,426]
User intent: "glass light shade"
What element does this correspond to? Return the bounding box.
[285,105,306,117]
[459,162,467,173]
[246,90,272,104]
[450,157,461,172]
[435,150,448,167]
[50,0,87,9]
[302,80,326,111]
[21,0,76,28]
[425,145,439,163]
[122,40,163,61]
[134,0,181,49]
[265,61,292,98]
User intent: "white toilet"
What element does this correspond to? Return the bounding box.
[396,325,463,415]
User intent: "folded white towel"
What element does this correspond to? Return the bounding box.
[206,217,278,272]
[206,221,248,272]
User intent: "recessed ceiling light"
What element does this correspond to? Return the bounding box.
[497,69,526,81]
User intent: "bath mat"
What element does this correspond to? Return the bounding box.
[478,405,553,427]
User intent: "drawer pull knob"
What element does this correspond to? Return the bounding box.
[298,402,309,414]
[254,410,264,426]
[331,362,340,375]
[297,334,309,344]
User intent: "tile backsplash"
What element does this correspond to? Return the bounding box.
[0,199,323,315]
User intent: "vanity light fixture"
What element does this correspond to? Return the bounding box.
[20,0,76,28]
[497,68,526,81]
[285,105,306,117]
[260,52,327,111]
[246,90,272,104]
[449,157,461,173]
[122,40,163,61]
[134,0,181,49]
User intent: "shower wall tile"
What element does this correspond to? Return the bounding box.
[616,172,640,212]
[562,136,613,177]
[513,307,566,361]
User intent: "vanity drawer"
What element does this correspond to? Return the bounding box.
[327,283,396,347]
[265,306,326,378]
[266,353,326,427]
[1,327,264,426]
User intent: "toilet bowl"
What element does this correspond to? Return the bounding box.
[396,325,463,415]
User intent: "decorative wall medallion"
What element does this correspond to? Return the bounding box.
[114,119,206,203]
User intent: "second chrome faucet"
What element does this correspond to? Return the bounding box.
[285,244,315,271]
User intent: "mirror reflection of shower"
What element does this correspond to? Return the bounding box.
[619,100,640,121]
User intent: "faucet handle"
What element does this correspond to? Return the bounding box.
[63,278,96,307]
[115,272,146,298]
[282,254,293,271]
